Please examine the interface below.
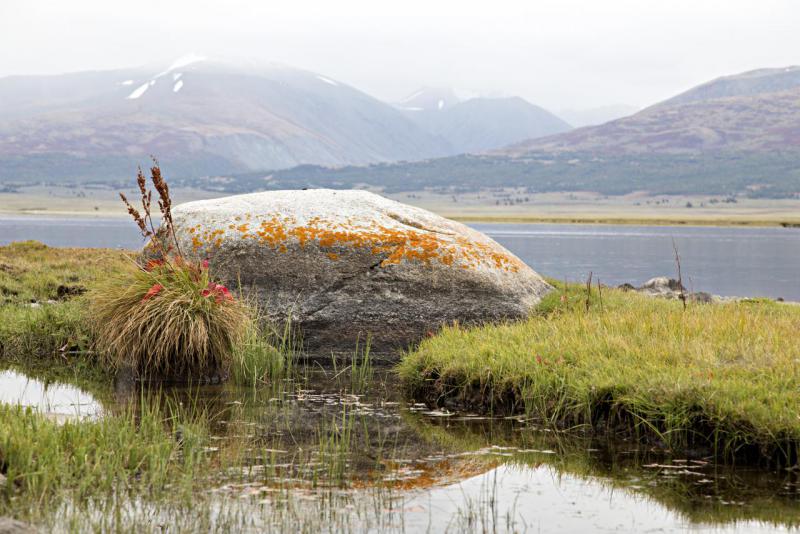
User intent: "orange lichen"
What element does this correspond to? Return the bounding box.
[185,214,523,272]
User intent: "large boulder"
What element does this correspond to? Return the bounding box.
[169,189,551,358]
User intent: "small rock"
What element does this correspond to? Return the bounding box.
[0,517,35,534]
[641,277,685,293]
[689,291,714,304]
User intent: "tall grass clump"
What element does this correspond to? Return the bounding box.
[89,162,249,380]
[232,314,300,387]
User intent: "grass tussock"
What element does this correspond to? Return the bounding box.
[398,282,800,464]
[89,162,251,380]
[90,258,250,379]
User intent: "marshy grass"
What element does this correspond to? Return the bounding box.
[398,282,800,464]
[232,315,300,387]
[0,240,128,306]
[330,336,374,394]
[0,395,210,512]
[0,240,126,372]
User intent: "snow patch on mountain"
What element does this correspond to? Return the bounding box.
[120,80,134,86]
[317,75,338,86]
[127,82,151,99]
[173,80,184,93]
[400,90,424,103]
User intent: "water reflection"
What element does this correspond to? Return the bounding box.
[121,368,800,531]
[0,369,103,420]
[6,365,800,532]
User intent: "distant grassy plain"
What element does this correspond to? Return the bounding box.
[2,186,800,227]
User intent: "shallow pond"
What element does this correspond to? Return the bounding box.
[3,365,800,532]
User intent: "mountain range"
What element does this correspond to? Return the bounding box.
[0,57,570,183]
[224,65,800,198]
[396,88,571,153]
[504,66,800,156]
[2,59,799,198]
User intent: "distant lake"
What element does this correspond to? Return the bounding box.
[1,215,798,300]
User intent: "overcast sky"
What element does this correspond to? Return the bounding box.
[1,0,798,111]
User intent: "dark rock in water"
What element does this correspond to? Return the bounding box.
[0,517,35,534]
[166,189,552,359]
[629,277,741,304]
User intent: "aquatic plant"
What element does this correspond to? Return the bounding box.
[232,313,300,387]
[89,162,249,379]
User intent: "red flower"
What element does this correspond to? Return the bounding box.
[201,259,209,270]
[201,282,233,303]
[142,284,163,301]
[145,259,164,271]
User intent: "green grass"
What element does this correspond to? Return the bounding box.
[231,314,299,387]
[0,396,211,515]
[0,241,128,305]
[0,241,128,375]
[398,282,800,464]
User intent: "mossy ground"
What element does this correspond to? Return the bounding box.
[0,242,129,378]
[398,281,800,465]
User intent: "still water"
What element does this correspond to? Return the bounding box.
[1,216,798,299]
[1,366,798,532]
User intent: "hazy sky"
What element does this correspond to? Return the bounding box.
[1,0,798,111]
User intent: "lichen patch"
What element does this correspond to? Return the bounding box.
[185,215,522,272]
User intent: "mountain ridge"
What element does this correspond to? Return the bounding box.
[0,59,569,183]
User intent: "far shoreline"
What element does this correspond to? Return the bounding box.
[2,209,799,229]
[2,188,800,229]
